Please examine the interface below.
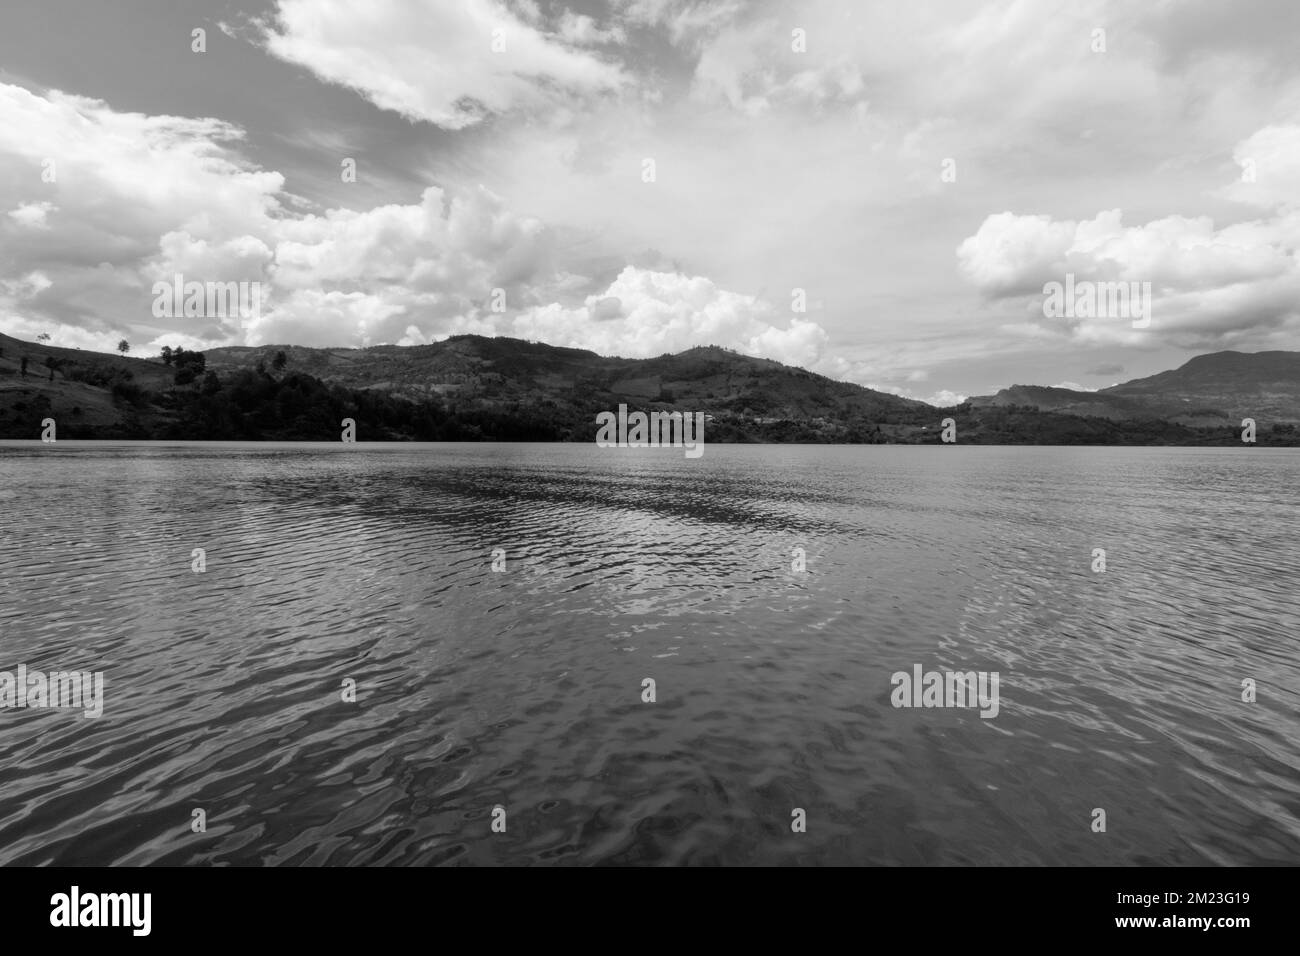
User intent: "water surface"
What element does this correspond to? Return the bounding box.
[1,442,1297,865]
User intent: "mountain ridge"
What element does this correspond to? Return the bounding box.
[970,349,1300,424]
[2,331,1296,443]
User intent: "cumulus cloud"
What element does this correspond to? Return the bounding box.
[8,201,55,229]
[956,212,1078,297]
[956,200,1300,349]
[260,0,628,129]
[505,266,832,367]
[0,83,557,351]
[0,83,847,363]
[1221,122,1300,209]
[246,185,553,346]
[924,389,968,407]
[0,83,286,346]
[271,186,549,290]
[245,289,411,348]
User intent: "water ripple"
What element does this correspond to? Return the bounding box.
[0,442,1297,865]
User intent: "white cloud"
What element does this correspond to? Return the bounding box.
[8,201,55,229]
[260,0,629,129]
[1,271,52,298]
[244,289,410,348]
[957,212,1078,297]
[924,389,968,407]
[957,203,1300,348]
[614,0,742,44]
[1221,122,1300,208]
[0,84,557,352]
[557,12,627,46]
[506,266,831,367]
[868,383,967,407]
[690,15,867,116]
[0,84,286,349]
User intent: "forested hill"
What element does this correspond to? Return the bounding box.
[1,332,1296,444]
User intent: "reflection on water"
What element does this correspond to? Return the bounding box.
[1,442,1297,865]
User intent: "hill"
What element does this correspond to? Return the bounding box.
[202,337,930,424]
[1101,351,1300,423]
[970,351,1300,426]
[1,332,1295,444]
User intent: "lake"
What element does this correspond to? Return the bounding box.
[0,442,1297,865]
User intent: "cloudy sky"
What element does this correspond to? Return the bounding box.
[1,0,1298,402]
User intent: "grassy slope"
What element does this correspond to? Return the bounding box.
[0,333,176,436]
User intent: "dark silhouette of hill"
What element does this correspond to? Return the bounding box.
[203,336,930,423]
[1,331,1295,444]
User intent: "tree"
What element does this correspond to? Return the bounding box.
[20,357,28,377]
[117,340,130,355]
[160,346,173,365]
[172,348,205,373]
[272,350,287,372]
[36,333,50,342]
[172,347,206,385]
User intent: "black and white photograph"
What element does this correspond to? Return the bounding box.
[0,0,1295,930]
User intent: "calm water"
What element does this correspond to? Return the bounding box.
[0,442,1297,866]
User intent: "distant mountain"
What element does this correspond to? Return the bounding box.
[1102,351,1300,423]
[1,331,1295,443]
[971,351,1300,425]
[969,385,1152,421]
